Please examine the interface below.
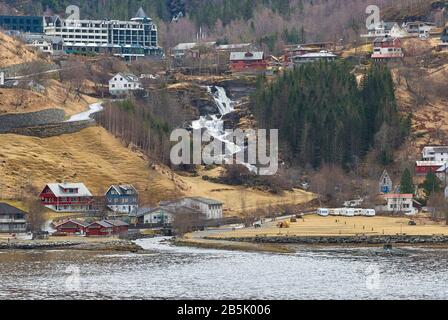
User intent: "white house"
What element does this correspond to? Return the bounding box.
[109,73,142,96]
[361,21,407,39]
[422,146,448,162]
[160,197,224,220]
[292,51,337,64]
[22,34,64,55]
[402,21,435,37]
[379,194,415,215]
[0,71,4,86]
[379,170,393,193]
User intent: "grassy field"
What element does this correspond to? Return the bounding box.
[212,215,448,238]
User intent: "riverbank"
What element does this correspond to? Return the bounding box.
[205,234,448,245]
[173,237,295,254]
[171,215,448,252]
[0,238,142,252]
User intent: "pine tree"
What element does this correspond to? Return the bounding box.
[423,172,442,198]
[400,168,414,194]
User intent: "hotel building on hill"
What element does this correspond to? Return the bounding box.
[0,8,162,60]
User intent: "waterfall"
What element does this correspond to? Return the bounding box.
[207,86,235,115]
[191,86,257,173]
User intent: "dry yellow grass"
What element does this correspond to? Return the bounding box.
[0,127,180,204]
[0,32,45,67]
[0,80,97,116]
[0,127,315,214]
[212,215,448,238]
[341,43,373,58]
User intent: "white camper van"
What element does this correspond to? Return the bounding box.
[317,208,330,217]
[362,209,376,217]
[329,208,341,216]
[354,209,363,216]
[341,208,355,217]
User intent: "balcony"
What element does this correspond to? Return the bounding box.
[0,219,27,223]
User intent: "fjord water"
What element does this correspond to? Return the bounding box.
[0,237,447,300]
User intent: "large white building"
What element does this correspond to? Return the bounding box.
[109,73,142,96]
[378,194,415,215]
[43,7,161,60]
[161,197,224,220]
[422,146,448,162]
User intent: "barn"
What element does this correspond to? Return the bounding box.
[230,51,267,72]
[415,161,445,175]
[54,220,89,235]
[86,220,129,237]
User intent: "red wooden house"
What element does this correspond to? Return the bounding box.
[372,36,404,60]
[415,161,445,175]
[230,51,267,72]
[54,220,89,235]
[86,220,129,237]
[39,183,94,213]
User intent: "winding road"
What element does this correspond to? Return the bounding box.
[66,102,103,122]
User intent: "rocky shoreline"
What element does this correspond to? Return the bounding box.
[0,240,142,252]
[206,235,448,245]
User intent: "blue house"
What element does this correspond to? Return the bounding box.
[105,185,139,214]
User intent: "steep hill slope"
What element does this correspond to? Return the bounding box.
[0,32,44,68]
[0,127,314,214]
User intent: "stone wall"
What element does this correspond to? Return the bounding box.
[207,235,448,245]
[8,120,95,138]
[0,109,65,133]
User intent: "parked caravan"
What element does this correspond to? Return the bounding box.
[329,208,341,216]
[362,209,376,217]
[317,208,329,217]
[354,209,363,216]
[341,208,355,217]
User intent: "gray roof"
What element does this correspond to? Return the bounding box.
[217,43,251,50]
[187,197,224,206]
[0,203,27,216]
[134,7,149,19]
[430,146,448,153]
[107,184,138,196]
[55,219,90,228]
[172,42,216,51]
[44,183,93,198]
[292,51,337,59]
[22,34,64,44]
[112,72,141,83]
[230,51,264,61]
[105,220,129,227]
[88,220,128,228]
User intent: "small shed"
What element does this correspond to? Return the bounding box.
[54,219,89,235]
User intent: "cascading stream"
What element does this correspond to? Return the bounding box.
[192,86,256,172]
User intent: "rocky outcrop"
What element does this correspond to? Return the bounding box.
[207,235,448,245]
[0,108,65,133]
[0,239,143,252]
